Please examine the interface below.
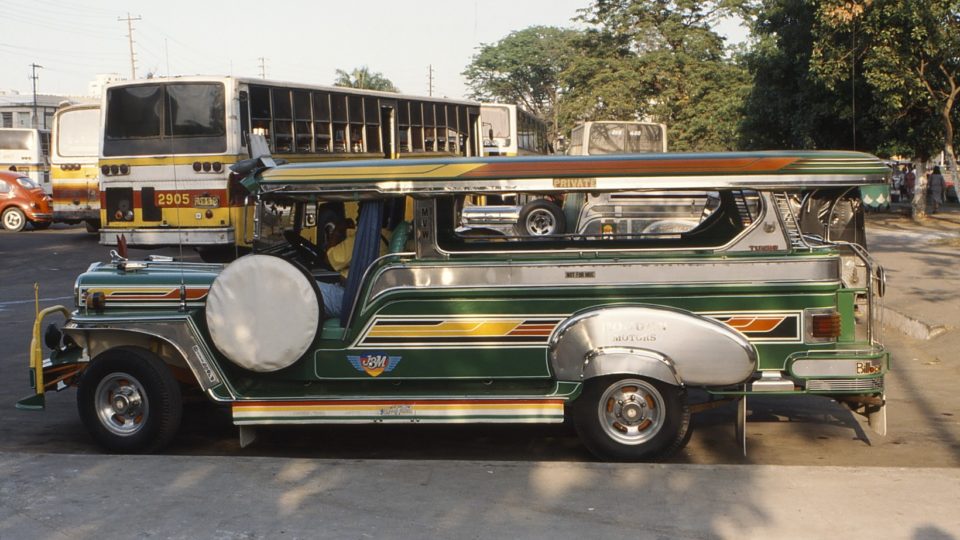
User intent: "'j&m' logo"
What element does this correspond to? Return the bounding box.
[347,352,402,377]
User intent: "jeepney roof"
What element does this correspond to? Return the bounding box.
[248,151,890,199]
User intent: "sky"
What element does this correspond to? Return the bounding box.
[1,0,747,100]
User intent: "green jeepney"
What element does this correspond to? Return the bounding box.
[19,151,890,461]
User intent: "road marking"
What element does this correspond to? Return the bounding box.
[0,296,73,307]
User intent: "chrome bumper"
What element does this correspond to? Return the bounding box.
[100,227,235,246]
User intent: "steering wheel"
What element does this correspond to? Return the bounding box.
[282,230,330,270]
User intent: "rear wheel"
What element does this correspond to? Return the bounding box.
[573,376,689,461]
[77,346,182,453]
[84,219,101,233]
[518,199,565,236]
[2,207,26,232]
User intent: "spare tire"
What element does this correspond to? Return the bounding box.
[205,254,322,372]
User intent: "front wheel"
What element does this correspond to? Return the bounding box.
[77,346,182,453]
[573,376,689,461]
[2,207,26,232]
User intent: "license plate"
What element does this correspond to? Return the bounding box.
[194,196,219,208]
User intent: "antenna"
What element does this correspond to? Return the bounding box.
[29,63,42,128]
[118,13,142,79]
[258,57,267,79]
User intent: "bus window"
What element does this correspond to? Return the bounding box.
[332,95,348,152]
[293,91,312,153]
[397,101,410,153]
[272,89,293,153]
[250,86,272,151]
[348,96,364,152]
[364,98,380,154]
[105,85,162,140]
[410,102,424,152]
[313,92,331,153]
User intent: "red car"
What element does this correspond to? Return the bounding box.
[0,170,53,232]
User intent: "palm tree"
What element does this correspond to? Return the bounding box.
[333,66,399,92]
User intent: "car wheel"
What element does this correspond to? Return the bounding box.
[77,346,182,453]
[2,207,26,232]
[31,221,52,230]
[85,219,101,233]
[519,199,565,236]
[573,376,689,461]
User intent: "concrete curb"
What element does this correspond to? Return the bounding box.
[883,305,948,340]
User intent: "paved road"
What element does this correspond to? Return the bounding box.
[1,222,959,538]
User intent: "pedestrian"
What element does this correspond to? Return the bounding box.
[904,165,916,198]
[927,165,946,214]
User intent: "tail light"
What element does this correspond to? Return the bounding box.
[806,309,841,341]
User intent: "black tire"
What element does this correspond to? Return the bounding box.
[573,375,689,462]
[1,207,26,232]
[518,199,565,236]
[84,219,101,233]
[30,221,52,230]
[77,346,182,453]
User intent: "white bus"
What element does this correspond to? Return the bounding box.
[0,128,51,194]
[567,121,667,155]
[481,103,549,156]
[51,104,100,230]
[98,76,482,250]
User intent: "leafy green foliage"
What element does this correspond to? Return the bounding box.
[333,66,399,93]
[810,0,960,161]
[564,0,753,151]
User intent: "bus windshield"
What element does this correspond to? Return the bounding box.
[588,123,664,154]
[0,130,34,151]
[481,105,510,142]
[103,82,226,156]
[56,107,99,158]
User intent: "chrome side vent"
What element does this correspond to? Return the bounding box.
[805,378,883,392]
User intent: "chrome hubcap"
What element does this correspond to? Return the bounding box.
[597,379,665,445]
[95,373,148,436]
[525,209,556,235]
[3,211,23,229]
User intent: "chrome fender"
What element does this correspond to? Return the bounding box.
[549,305,758,386]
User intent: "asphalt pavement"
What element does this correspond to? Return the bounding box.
[1,208,959,539]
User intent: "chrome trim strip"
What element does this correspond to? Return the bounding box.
[365,256,840,304]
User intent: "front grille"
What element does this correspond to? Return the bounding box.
[806,378,883,392]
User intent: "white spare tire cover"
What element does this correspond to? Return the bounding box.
[205,254,321,372]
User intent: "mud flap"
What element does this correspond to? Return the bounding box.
[867,393,887,436]
[15,393,45,411]
[735,392,747,457]
[239,425,257,448]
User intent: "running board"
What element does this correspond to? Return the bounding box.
[231,397,566,425]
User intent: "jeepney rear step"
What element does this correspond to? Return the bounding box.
[750,371,795,392]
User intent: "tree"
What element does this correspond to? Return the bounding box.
[567,0,754,151]
[739,0,887,151]
[463,26,581,142]
[810,0,960,217]
[333,66,399,93]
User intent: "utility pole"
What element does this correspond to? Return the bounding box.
[427,64,434,97]
[118,13,142,79]
[29,63,42,128]
[258,57,267,79]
